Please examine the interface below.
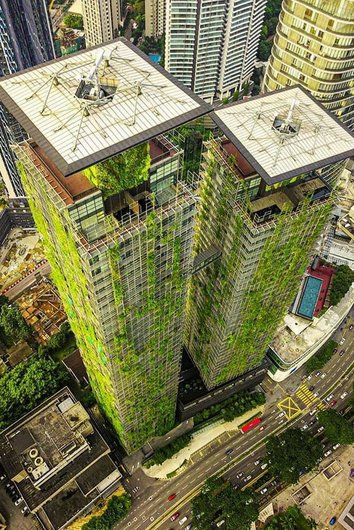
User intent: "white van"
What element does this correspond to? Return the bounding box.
[216,521,225,528]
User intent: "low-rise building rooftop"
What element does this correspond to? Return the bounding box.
[0,387,121,529]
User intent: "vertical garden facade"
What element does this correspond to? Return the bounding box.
[185,139,333,387]
[16,138,196,453]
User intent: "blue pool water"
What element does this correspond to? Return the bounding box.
[149,54,161,63]
[297,276,323,319]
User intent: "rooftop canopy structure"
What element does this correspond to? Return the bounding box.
[0,38,210,175]
[212,86,354,185]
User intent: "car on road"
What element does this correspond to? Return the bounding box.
[313,392,319,398]
[260,488,268,495]
[340,337,345,345]
[168,493,177,501]
[308,420,316,426]
[179,516,188,526]
[329,399,337,407]
[21,506,30,516]
[307,375,312,380]
[254,460,260,466]
[14,497,23,506]
[309,385,315,392]
[320,373,326,379]
[171,512,180,521]
[301,424,308,430]
[340,392,348,399]
[339,350,345,356]
[243,475,252,482]
[185,524,192,530]
[326,394,334,402]
[225,448,234,455]
[350,325,354,330]
[309,409,316,416]
[330,516,337,525]
[261,463,268,470]
[317,426,324,433]
[236,472,244,478]
[315,371,321,377]
[259,426,265,431]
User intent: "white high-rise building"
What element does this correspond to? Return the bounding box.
[82,0,121,48]
[165,0,267,103]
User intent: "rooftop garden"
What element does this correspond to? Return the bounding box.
[82,143,150,198]
[329,264,354,306]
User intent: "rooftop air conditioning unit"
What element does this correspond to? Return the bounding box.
[29,448,38,459]
[34,457,44,467]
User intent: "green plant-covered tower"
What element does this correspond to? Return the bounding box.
[185,86,354,388]
[0,39,211,452]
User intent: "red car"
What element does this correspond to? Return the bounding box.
[170,512,180,521]
[168,493,177,501]
[329,399,337,407]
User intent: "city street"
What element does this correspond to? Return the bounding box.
[114,317,354,530]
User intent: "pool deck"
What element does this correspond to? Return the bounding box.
[309,264,334,317]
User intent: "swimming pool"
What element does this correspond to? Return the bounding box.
[297,275,323,319]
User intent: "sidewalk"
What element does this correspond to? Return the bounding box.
[143,405,265,479]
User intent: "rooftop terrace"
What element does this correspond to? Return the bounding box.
[0,39,210,176]
[213,86,354,185]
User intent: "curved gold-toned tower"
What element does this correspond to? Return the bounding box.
[264,0,354,129]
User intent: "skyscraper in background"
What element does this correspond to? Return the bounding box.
[82,0,120,48]
[165,0,267,103]
[0,40,210,452]
[185,87,354,388]
[0,0,55,197]
[263,0,354,130]
[145,0,165,38]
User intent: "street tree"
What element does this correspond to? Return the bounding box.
[192,476,259,530]
[318,410,354,445]
[0,303,31,344]
[265,428,323,484]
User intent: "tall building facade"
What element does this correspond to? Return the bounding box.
[165,0,267,102]
[0,40,210,452]
[82,0,120,48]
[0,0,55,197]
[145,0,165,38]
[264,0,354,130]
[185,87,354,388]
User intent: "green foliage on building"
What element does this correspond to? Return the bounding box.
[63,14,83,29]
[192,477,259,530]
[265,505,317,530]
[17,159,125,443]
[82,144,151,198]
[318,410,354,445]
[306,339,337,373]
[145,433,192,467]
[265,428,323,484]
[82,494,132,530]
[329,265,354,306]
[0,353,69,429]
[108,209,187,449]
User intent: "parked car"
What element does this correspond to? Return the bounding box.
[317,426,324,433]
[333,443,340,450]
[326,394,334,402]
[14,497,23,506]
[329,399,337,407]
[171,512,180,522]
[340,392,348,399]
[330,516,337,525]
[350,325,354,330]
[260,488,268,495]
[179,516,188,526]
[324,449,332,457]
[261,463,268,470]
